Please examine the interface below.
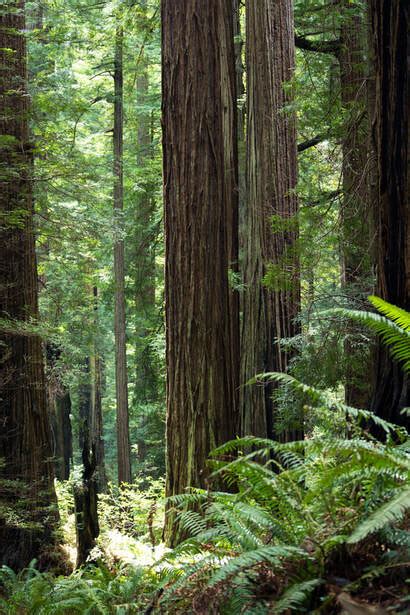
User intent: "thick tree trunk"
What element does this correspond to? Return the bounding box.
[162,0,239,545]
[339,1,373,408]
[368,0,409,427]
[113,25,132,484]
[0,0,59,570]
[241,0,301,440]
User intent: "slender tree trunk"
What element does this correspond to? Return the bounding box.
[0,0,59,569]
[233,0,246,258]
[241,0,301,440]
[56,391,73,480]
[75,358,99,566]
[74,437,99,568]
[339,0,373,407]
[113,25,132,484]
[79,358,91,452]
[134,50,157,406]
[162,0,239,545]
[90,286,106,491]
[134,44,159,462]
[46,344,73,481]
[368,0,409,427]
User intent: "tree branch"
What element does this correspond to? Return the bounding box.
[298,135,326,152]
[295,35,341,57]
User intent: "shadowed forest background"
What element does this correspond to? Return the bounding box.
[0,0,409,613]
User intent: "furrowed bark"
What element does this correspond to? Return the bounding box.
[113,24,131,484]
[339,0,373,407]
[241,0,301,441]
[368,0,409,427]
[0,0,59,569]
[162,0,239,545]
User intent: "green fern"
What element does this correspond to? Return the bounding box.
[348,486,410,543]
[368,295,410,332]
[273,579,322,614]
[324,295,410,373]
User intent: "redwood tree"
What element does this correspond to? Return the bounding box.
[368,0,409,426]
[113,23,131,484]
[241,0,300,440]
[339,0,372,407]
[162,0,239,543]
[0,0,58,569]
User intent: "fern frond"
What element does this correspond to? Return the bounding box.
[324,305,410,373]
[208,545,307,587]
[273,578,322,614]
[256,371,400,434]
[348,487,410,543]
[368,296,410,332]
[211,436,277,456]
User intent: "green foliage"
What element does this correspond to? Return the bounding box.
[155,369,410,613]
[349,487,410,544]
[156,297,410,613]
[326,295,410,373]
[0,560,155,614]
[99,478,164,542]
[27,0,165,480]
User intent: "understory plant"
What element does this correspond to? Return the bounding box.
[154,298,410,613]
[0,560,156,614]
[1,297,409,613]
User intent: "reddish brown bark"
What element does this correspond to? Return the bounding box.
[339,1,373,407]
[241,0,301,440]
[162,0,239,544]
[368,0,409,426]
[0,0,59,569]
[113,25,131,484]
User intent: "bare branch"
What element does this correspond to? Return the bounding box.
[298,135,326,152]
[295,35,341,57]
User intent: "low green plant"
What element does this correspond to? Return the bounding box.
[157,409,409,613]
[0,560,156,614]
[154,297,410,613]
[98,477,164,543]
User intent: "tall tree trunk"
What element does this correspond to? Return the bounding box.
[133,39,158,463]
[241,0,301,440]
[233,0,246,257]
[55,390,73,480]
[134,48,157,406]
[75,358,99,566]
[113,24,132,484]
[79,358,91,452]
[46,344,73,481]
[90,286,106,491]
[368,0,409,427]
[0,0,59,569]
[162,0,239,545]
[74,436,99,568]
[339,0,373,407]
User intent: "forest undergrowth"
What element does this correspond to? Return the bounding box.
[1,298,409,614]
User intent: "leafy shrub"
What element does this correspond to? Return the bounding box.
[98,477,164,544]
